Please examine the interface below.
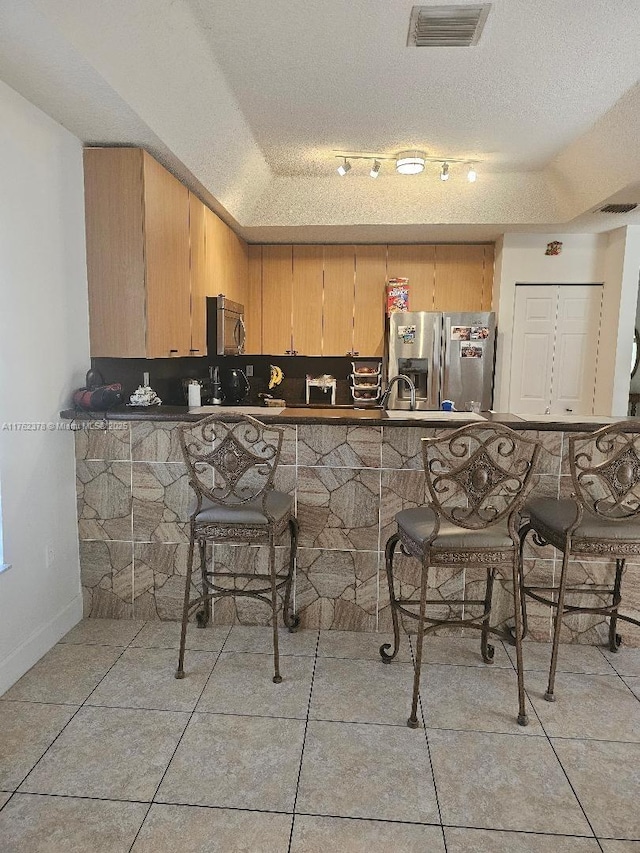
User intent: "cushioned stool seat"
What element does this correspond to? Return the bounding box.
[196,491,293,527]
[526,497,640,544]
[397,507,513,550]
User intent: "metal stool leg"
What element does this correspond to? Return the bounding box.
[380,534,401,663]
[545,547,571,701]
[269,540,282,684]
[481,567,496,664]
[512,552,529,725]
[283,518,300,632]
[609,558,624,652]
[196,539,210,628]
[175,527,196,679]
[408,555,429,729]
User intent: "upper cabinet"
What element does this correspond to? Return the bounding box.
[84,147,249,358]
[433,244,493,312]
[84,148,191,358]
[387,245,436,312]
[247,242,492,357]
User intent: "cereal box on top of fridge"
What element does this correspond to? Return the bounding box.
[386,278,409,315]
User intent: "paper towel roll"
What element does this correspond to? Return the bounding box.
[188,383,201,407]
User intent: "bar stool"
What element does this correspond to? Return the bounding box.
[381,422,540,728]
[519,422,640,702]
[175,413,299,683]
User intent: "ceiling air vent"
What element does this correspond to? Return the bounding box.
[407,4,491,47]
[599,203,638,214]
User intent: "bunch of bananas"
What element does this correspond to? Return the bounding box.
[269,364,284,389]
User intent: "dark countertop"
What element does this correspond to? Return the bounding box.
[59,405,640,431]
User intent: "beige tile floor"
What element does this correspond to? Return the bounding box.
[1,620,640,852]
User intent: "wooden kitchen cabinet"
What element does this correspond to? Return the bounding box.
[85,147,192,358]
[188,192,207,356]
[292,245,323,355]
[245,245,263,354]
[323,246,355,356]
[387,244,436,312]
[262,245,293,355]
[354,245,387,357]
[433,244,492,312]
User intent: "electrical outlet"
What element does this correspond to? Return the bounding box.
[246,365,254,377]
[143,372,150,387]
[45,545,55,569]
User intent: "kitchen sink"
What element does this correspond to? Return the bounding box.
[384,411,486,421]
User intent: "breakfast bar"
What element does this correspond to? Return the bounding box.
[65,406,640,647]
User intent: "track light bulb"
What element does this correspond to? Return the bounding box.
[440,162,450,181]
[337,159,351,176]
[466,164,477,182]
[370,160,381,178]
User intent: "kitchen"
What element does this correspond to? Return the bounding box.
[2,2,640,850]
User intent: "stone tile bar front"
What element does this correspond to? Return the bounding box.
[66,407,640,646]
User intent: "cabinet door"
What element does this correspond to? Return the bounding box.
[245,245,262,354]
[188,193,207,356]
[143,153,191,358]
[226,228,249,306]
[262,245,293,355]
[509,285,556,414]
[387,244,435,312]
[433,245,486,312]
[84,148,147,357]
[551,286,602,415]
[323,245,355,355]
[292,245,323,355]
[204,207,228,299]
[354,245,387,357]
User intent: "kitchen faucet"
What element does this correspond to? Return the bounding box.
[380,374,416,411]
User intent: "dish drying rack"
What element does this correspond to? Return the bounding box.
[350,361,382,407]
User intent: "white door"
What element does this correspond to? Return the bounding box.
[509,284,602,415]
[509,285,556,414]
[551,286,603,415]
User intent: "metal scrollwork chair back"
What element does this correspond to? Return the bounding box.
[175,414,299,685]
[382,422,541,729]
[520,421,640,705]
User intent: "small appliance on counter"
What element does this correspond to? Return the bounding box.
[210,366,223,405]
[305,374,337,406]
[350,361,382,408]
[220,367,250,405]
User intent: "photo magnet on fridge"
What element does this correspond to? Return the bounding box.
[461,344,483,359]
[451,326,471,341]
[398,324,416,344]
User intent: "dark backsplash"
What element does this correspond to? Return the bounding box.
[89,354,379,407]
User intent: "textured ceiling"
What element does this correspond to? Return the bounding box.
[1,0,640,241]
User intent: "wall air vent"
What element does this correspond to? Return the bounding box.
[599,203,638,214]
[407,4,491,47]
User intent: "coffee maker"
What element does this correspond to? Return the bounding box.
[220,368,250,404]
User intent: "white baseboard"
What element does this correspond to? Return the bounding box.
[0,594,83,696]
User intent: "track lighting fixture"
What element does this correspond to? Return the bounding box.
[333,152,480,181]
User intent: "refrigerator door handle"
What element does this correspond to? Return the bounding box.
[432,315,442,407]
[441,316,450,407]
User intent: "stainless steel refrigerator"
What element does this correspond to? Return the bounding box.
[385,311,496,411]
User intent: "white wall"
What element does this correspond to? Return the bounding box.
[0,81,89,693]
[493,232,610,412]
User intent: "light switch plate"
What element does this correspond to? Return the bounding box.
[246,365,254,377]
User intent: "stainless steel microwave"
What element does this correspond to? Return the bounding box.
[207,295,245,356]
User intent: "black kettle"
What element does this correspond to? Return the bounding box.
[221,368,250,404]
